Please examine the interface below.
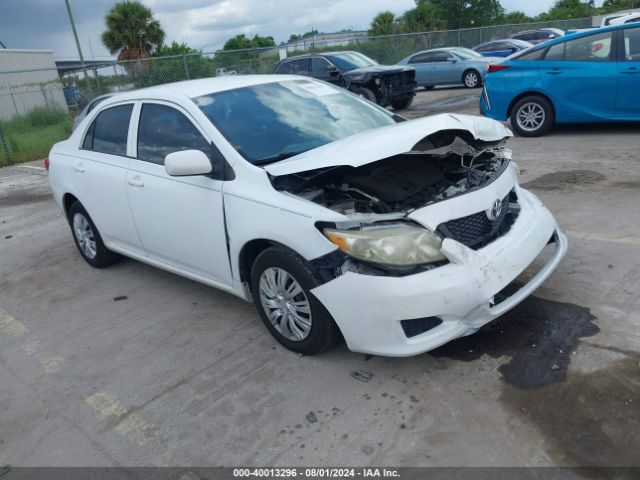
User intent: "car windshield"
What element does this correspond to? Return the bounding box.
[194,80,396,165]
[325,52,378,71]
[450,48,484,60]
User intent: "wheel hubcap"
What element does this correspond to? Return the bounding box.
[517,102,545,132]
[259,267,312,342]
[465,73,478,87]
[73,213,97,259]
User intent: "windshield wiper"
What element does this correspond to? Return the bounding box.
[253,151,306,166]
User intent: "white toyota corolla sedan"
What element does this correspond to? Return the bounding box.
[48,75,567,357]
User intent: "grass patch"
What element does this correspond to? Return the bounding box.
[0,107,72,166]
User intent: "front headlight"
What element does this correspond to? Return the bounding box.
[324,223,446,266]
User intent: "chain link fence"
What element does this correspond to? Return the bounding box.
[0,17,591,166]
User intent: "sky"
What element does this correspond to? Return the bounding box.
[0,0,604,59]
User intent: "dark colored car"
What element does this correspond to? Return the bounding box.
[273,51,417,109]
[508,28,565,45]
[473,39,534,57]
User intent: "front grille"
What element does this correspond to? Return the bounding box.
[388,71,417,91]
[401,317,443,338]
[438,191,519,250]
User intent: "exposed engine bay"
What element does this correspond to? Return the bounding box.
[271,130,512,216]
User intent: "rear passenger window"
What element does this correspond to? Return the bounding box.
[292,59,309,74]
[137,103,210,165]
[274,62,292,74]
[624,27,640,60]
[544,43,565,61]
[82,104,133,156]
[564,31,612,61]
[515,47,546,61]
[409,53,433,63]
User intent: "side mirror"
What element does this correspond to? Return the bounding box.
[329,67,340,76]
[165,150,212,176]
[447,58,457,62]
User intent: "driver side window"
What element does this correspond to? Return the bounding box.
[137,103,211,165]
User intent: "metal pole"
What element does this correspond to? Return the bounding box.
[64,0,92,95]
[182,54,190,79]
[0,126,11,166]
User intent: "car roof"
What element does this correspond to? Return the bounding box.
[97,75,303,103]
[278,51,358,62]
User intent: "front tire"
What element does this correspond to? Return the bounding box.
[250,247,338,355]
[510,95,555,137]
[68,202,119,268]
[462,70,481,88]
[351,86,377,104]
[391,96,414,110]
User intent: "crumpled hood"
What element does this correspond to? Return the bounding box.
[343,65,415,76]
[264,113,513,177]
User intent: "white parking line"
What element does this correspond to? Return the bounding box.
[18,165,45,170]
[0,309,28,337]
[86,392,155,446]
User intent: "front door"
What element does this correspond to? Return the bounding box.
[540,30,618,121]
[125,101,232,285]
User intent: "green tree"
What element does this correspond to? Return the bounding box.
[287,29,320,43]
[599,0,637,13]
[145,41,213,86]
[101,1,165,61]
[499,11,534,24]
[223,34,275,50]
[537,0,596,20]
[369,11,398,35]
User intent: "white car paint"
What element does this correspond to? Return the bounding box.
[48,75,566,357]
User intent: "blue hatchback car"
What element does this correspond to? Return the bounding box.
[481,24,640,136]
[473,39,533,58]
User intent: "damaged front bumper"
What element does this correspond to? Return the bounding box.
[310,187,567,357]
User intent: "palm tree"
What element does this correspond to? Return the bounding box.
[101,1,165,62]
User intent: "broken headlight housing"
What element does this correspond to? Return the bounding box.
[324,223,446,267]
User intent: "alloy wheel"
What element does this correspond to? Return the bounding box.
[72,213,97,259]
[465,72,479,88]
[259,267,312,341]
[516,102,546,132]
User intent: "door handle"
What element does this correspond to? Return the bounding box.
[74,163,85,173]
[621,67,639,75]
[545,69,562,75]
[127,176,144,187]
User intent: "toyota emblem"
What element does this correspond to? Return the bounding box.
[486,199,503,221]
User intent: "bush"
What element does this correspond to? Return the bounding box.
[0,107,72,165]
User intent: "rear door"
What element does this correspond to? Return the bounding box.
[291,58,311,76]
[74,103,144,255]
[540,30,618,121]
[617,26,640,119]
[408,52,434,86]
[432,52,459,84]
[125,101,232,285]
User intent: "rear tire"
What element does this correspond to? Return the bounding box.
[462,70,481,88]
[391,96,414,110]
[250,247,338,355]
[68,202,119,268]
[351,86,377,104]
[510,95,555,137]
